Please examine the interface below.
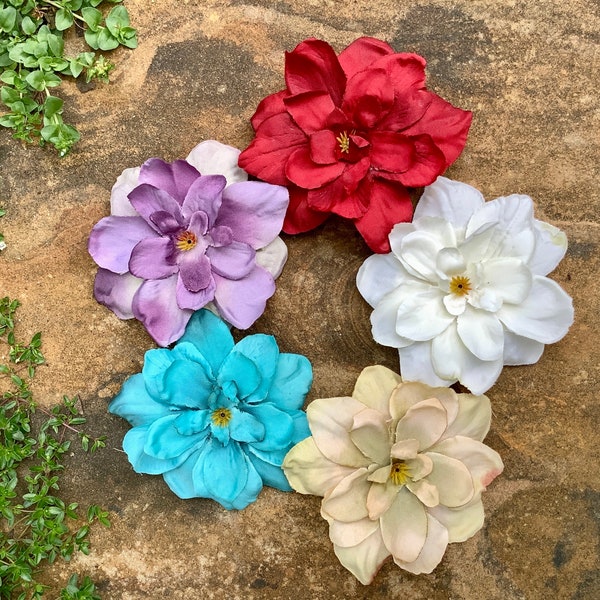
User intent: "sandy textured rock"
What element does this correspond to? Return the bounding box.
[1,0,598,598]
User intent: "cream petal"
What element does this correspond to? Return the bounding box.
[389,379,458,423]
[398,343,455,389]
[390,438,419,460]
[328,516,380,548]
[322,468,371,523]
[380,487,428,563]
[497,276,574,344]
[185,140,248,185]
[428,497,485,543]
[356,253,410,308]
[254,237,288,278]
[423,452,475,507]
[414,177,485,230]
[307,397,371,468]
[367,480,398,520]
[370,291,414,349]
[530,219,568,276]
[406,454,433,480]
[352,365,401,417]
[457,307,504,361]
[440,393,491,443]
[480,257,532,304]
[350,408,392,466]
[333,527,390,585]
[395,398,448,451]
[368,465,391,484]
[282,437,355,497]
[393,513,449,575]
[429,436,504,496]
[395,291,454,341]
[406,478,439,507]
[503,330,545,365]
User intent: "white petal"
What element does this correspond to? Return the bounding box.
[413,217,457,247]
[530,219,568,276]
[350,408,391,466]
[380,487,428,563]
[395,290,454,341]
[429,436,504,496]
[357,253,410,308]
[389,380,458,424]
[399,230,446,281]
[370,291,414,349]
[185,140,248,185]
[480,257,532,304]
[443,293,467,316]
[333,527,390,585]
[430,322,465,381]
[307,397,371,468]
[441,393,491,442]
[503,330,545,365]
[254,236,287,278]
[328,516,380,548]
[406,478,439,507]
[457,307,504,361]
[352,365,401,417]
[423,452,475,507]
[367,480,398,520]
[393,513,449,575]
[398,343,455,388]
[282,437,355,496]
[414,177,485,230]
[388,222,416,257]
[395,398,448,451]
[497,275,574,344]
[322,468,370,522]
[110,166,141,216]
[436,247,466,277]
[428,497,485,543]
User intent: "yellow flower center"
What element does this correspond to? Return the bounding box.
[211,407,232,427]
[175,230,198,252]
[449,275,472,296]
[336,131,351,154]
[389,460,410,486]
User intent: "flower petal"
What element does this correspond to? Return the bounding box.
[395,289,454,341]
[128,184,182,229]
[93,269,142,319]
[422,451,475,507]
[350,408,391,466]
[175,273,216,311]
[284,90,336,134]
[266,353,313,411]
[185,140,248,185]
[366,480,398,520]
[162,356,213,409]
[356,253,410,308]
[229,408,266,443]
[480,257,533,305]
[162,448,209,499]
[529,219,568,276]
[389,381,458,423]
[206,242,256,280]
[282,185,330,234]
[398,342,455,388]
[178,252,213,292]
[245,403,295,452]
[110,166,141,216]
[457,308,504,361]
[337,36,393,78]
[370,290,414,349]
[428,497,485,543]
[328,516,380,548]
[180,174,226,221]
[342,67,394,129]
[503,331,545,365]
[217,350,262,400]
[232,333,279,403]
[139,158,201,204]
[441,393,491,443]
[144,414,205,460]
[351,365,401,416]
[129,236,178,280]
[285,146,345,189]
[395,397,448,451]
[246,446,291,491]
[255,236,288,279]
[321,468,370,522]
[406,478,439,507]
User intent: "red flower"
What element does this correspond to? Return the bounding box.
[239,37,472,253]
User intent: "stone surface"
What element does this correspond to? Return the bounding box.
[1,0,599,598]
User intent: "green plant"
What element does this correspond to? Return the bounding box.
[0,0,137,156]
[0,296,110,599]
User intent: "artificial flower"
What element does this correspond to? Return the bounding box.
[283,366,503,583]
[238,37,472,252]
[356,177,574,394]
[110,309,312,510]
[89,140,289,346]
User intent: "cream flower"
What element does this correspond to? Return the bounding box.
[283,366,503,584]
[356,177,574,394]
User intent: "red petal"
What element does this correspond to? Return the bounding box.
[309,130,338,165]
[378,52,427,91]
[250,90,289,130]
[370,131,414,173]
[338,37,394,78]
[284,91,336,134]
[403,93,472,165]
[342,67,394,129]
[239,113,306,185]
[285,146,345,189]
[285,39,346,106]
[353,180,414,253]
[283,186,330,234]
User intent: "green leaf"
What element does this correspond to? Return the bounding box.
[0,69,17,85]
[44,95,63,118]
[106,5,130,35]
[81,7,102,32]
[21,16,37,35]
[0,6,17,33]
[47,34,64,58]
[83,29,100,50]
[1,85,21,104]
[97,28,119,51]
[118,26,138,49]
[25,70,46,91]
[54,8,74,31]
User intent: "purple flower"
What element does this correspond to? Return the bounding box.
[89,141,289,346]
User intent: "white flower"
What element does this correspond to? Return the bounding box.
[283,366,503,584]
[356,177,574,394]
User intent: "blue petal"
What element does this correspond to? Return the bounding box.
[122,426,191,475]
[266,353,313,410]
[247,446,292,491]
[217,351,261,400]
[201,439,249,505]
[232,334,279,403]
[178,309,234,375]
[228,457,263,510]
[229,408,265,443]
[163,358,213,409]
[289,409,311,443]
[144,413,207,459]
[245,403,294,452]
[141,348,176,402]
[109,373,171,426]
[163,447,209,499]
[174,409,211,435]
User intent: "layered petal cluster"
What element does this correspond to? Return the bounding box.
[110,309,312,510]
[239,37,472,252]
[89,140,290,346]
[357,177,574,394]
[283,366,503,583]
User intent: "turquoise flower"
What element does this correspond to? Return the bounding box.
[109,309,312,509]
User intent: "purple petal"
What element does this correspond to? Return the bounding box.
[150,211,182,235]
[176,275,216,310]
[93,269,142,319]
[179,252,213,292]
[213,266,275,329]
[210,225,233,247]
[128,184,183,230]
[181,175,227,222]
[89,216,156,274]
[214,181,289,249]
[138,158,201,205]
[206,241,256,280]
[187,211,210,237]
[129,237,178,280]
[132,276,192,346]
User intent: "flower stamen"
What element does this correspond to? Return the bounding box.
[175,231,198,252]
[211,407,232,427]
[336,131,351,154]
[389,460,410,486]
[449,275,472,296]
